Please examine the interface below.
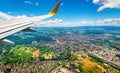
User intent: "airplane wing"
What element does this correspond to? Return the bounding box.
[0,1,60,40]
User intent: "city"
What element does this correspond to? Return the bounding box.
[0,26,120,73]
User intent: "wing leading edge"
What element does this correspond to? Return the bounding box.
[0,1,61,40]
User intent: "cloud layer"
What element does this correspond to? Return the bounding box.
[37,19,63,26]
[0,12,28,21]
[0,12,14,20]
[79,18,120,26]
[0,12,120,27]
[93,0,120,11]
[38,18,120,27]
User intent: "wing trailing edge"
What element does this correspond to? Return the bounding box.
[21,27,36,32]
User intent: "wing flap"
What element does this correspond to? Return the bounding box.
[22,27,36,32]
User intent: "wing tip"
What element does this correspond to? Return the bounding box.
[49,1,61,16]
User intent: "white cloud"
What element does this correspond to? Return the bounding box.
[36,2,39,6]
[0,12,120,27]
[37,19,63,26]
[0,12,14,20]
[7,12,16,14]
[61,3,64,6]
[36,18,120,27]
[24,1,39,6]
[0,11,28,21]
[24,1,32,4]
[96,18,120,25]
[93,0,120,11]
[16,15,28,19]
[93,0,100,4]
[77,18,120,26]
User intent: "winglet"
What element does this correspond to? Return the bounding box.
[49,1,61,16]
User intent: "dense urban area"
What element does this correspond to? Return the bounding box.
[0,26,120,73]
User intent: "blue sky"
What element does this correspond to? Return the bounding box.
[0,0,120,26]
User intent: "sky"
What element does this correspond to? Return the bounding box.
[0,0,120,26]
